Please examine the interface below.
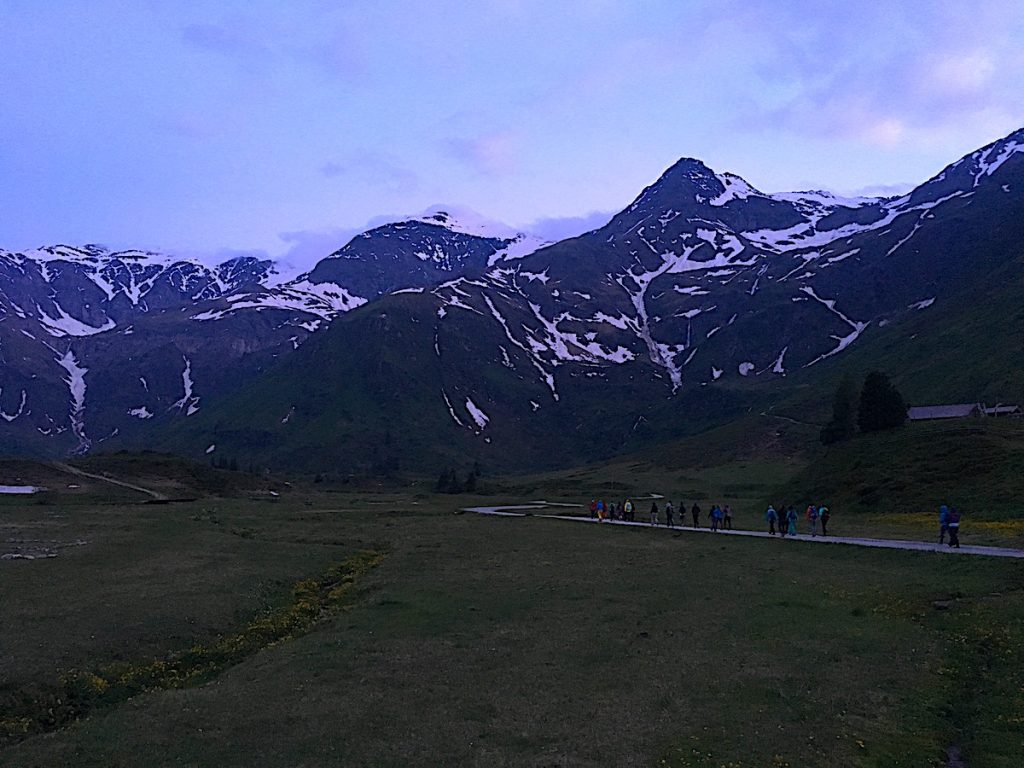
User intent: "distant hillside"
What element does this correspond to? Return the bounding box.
[773,419,1024,519]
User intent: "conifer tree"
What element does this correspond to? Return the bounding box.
[820,375,859,444]
[858,371,907,432]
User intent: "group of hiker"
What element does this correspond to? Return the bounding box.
[764,504,831,537]
[587,497,830,538]
[588,499,734,531]
[587,497,967,548]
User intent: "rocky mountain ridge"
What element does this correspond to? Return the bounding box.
[1,127,1022,467]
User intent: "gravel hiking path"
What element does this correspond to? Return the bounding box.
[465,503,1024,559]
[51,462,168,501]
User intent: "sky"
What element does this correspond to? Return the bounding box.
[2,0,1023,271]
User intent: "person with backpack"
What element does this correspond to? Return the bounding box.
[596,499,606,522]
[709,505,722,532]
[649,500,659,525]
[665,501,675,527]
[723,504,733,530]
[939,504,950,544]
[589,500,597,519]
[786,506,798,536]
[691,502,700,528]
[623,499,634,522]
[947,508,961,548]
[765,505,778,535]
[806,504,819,536]
[819,506,831,536]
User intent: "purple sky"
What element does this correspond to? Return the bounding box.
[2,0,1023,270]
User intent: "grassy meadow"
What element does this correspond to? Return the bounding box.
[2,422,1024,766]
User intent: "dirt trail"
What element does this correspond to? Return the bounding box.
[52,462,168,501]
[465,504,1024,560]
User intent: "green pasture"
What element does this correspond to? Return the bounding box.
[3,453,1024,766]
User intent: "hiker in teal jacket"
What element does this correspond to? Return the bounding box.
[786,506,798,536]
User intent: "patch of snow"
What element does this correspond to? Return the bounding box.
[711,366,723,380]
[1,389,27,422]
[709,173,760,206]
[771,190,878,208]
[825,248,860,265]
[55,349,89,452]
[416,206,520,239]
[205,444,216,454]
[738,362,755,376]
[170,356,201,415]
[527,302,635,365]
[974,139,1022,185]
[193,282,365,322]
[499,345,513,368]
[128,407,153,419]
[37,303,116,338]
[520,269,550,284]
[482,294,558,400]
[771,346,788,375]
[909,298,935,310]
[490,233,550,264]
[0,485,41,494]
[465,398,489,430]
[801,287,870,366]
[658,209,680,226]
[441,390,465,427]
[592,311,630,330]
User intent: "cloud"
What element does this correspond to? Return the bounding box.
[523,210,615,241]
[443,130,521,175]
[181,22,271,60]
[276,226,366,270]
[276,213,403,272]
[843,182,915,199]
[318,154,420,194]
[684,1,1023,150]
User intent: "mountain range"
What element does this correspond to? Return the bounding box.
[2,127,1022,471]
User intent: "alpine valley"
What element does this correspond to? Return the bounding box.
[2,128,1023,472]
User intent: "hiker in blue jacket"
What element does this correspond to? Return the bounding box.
[947,507,961,548]
[765,505,778,535]
[939,504,950,544]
